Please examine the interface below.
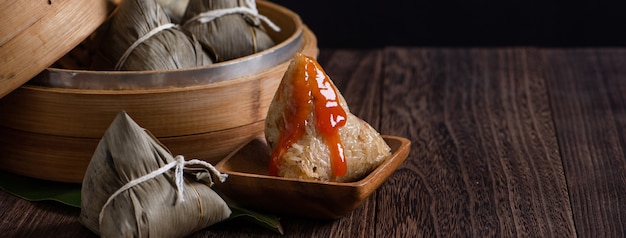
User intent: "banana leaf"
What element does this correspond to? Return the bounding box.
[0,171,81,207]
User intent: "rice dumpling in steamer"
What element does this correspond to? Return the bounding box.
[182,0,278,62]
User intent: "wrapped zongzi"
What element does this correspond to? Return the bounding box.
[95,0,212,71]
[182,0,278,62]
[80,111,231,237]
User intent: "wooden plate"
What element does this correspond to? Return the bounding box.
[215,135,411,219]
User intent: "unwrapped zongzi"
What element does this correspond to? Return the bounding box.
[264,53,392,182]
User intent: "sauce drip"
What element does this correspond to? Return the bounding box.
[269,54,348,177]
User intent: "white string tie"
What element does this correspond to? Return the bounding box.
[114,23,178,70]
[98,155,228,226]
[182,0,280,32]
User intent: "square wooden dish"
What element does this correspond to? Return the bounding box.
[214,135,411,219]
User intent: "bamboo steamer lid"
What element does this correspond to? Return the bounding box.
[0,0,113,98]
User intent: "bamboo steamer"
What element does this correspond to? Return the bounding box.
[0,0,319,183]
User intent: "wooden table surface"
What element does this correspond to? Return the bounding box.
[1,47,625,237]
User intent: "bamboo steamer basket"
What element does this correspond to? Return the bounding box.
[0,0,319,183]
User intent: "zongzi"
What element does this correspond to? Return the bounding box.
[182,0,278,62]
[264,53,392,183]
[95,0,212,71]
[80,111,231,237]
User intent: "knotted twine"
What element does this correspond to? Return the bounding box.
[114,0,279,69]
[182,0,280,32]
[98,155,228,226]
[114,23,178,70]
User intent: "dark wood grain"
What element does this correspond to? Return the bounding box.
[0,191,92,237]
[541,49,626,237]
[2,48,626,237]
[378,48,575,237]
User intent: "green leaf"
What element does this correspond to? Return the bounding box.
[228,203,284,235]
[0,171,81,208]
[213,187,284,235]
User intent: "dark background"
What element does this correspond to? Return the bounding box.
[270,0,626,48]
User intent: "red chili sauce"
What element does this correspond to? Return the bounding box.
[269,55,348,177]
